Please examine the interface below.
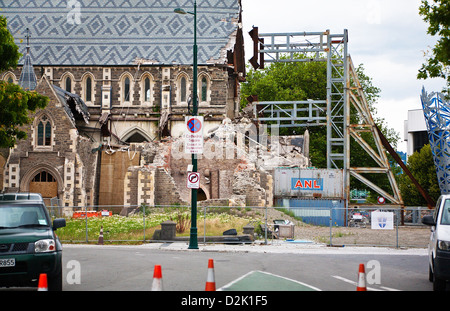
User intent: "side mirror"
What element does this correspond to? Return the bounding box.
[422,215,436,226]
[53,218,66,230]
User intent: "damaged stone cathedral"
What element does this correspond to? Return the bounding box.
[0,0,310,213]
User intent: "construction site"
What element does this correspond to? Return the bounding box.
[1,0,447,227]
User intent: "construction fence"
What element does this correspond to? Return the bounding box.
[48,204,433,249]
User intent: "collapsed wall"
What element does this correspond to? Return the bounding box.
[120,117,310,211]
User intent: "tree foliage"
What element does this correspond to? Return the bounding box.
[0,15,48,148]
[418,0,450,92]
[0,16,21,71]
[398,144,440,206]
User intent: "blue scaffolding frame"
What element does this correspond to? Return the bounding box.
[421,88,450,194]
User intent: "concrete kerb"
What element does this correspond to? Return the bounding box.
[63,241,428,256]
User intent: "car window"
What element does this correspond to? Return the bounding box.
[0,204,49,228]
[441,199,450,225]
[434,197,442,223]
[15,194,42,201]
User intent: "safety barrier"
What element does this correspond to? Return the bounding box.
[72,210,112,218]
[52,204,432,248]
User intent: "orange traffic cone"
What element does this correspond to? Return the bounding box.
[205,259,216,291]
[357,263,367,291]
[152,265,163,291]
[37,273,48,291]
[98,225,104,245]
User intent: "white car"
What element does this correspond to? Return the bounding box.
[422,194,450,291]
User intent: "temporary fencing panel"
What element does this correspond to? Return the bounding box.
[277,198,345,226]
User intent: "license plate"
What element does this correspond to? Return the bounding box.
[0,258,15,267]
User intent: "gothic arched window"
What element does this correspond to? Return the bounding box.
[37,115,52,147]
[124,77,130,102]
[144,77,150,102]
[180,77,187,102]
[65,76,72,93]
[85,76,92,102]
[201,77,207,102]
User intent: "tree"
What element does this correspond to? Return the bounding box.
[0,15,48,148]
[418,0,450,93]
[398,144,440,206]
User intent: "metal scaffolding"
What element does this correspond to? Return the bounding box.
[249,28,403,207]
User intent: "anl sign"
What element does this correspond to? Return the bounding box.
[291,178,323,191]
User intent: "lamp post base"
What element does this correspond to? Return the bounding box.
[188,227,199,249]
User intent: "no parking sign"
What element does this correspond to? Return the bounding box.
[185,116,203,154]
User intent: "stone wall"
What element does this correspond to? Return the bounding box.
[9,64,238,144]
[1,77,99,208]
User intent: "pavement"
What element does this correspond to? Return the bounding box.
[66,240,429,256]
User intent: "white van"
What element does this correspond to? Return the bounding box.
[422,194,450,291]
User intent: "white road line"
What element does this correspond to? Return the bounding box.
[332,275,403,291]
[219,270,322,291]
[256,271,322,291]
[380,286,401,291]
[218,270,255,291]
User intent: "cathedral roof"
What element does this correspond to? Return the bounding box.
[1,0,242,66]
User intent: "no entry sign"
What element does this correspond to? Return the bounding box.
[185,116,203,154]
[187,172,200,189]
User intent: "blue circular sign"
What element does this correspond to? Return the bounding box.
[187,118,202,133]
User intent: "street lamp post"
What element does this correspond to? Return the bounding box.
[175,1,199,249]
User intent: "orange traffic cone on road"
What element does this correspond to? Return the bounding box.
[37,273,48,291]
[98,225,104,245]
[205,259,216,291]
[357,263,367,291]
[152,265,163,291]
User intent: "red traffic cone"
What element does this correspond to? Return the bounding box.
[205,259,216,291]
[37,273,48,291]
[357,263,367,291]
[152,265,163,291]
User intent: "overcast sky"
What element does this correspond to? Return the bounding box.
[240,0,447,152]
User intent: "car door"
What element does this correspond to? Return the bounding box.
[430,197,442,264]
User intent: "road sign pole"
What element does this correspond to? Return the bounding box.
[189,0,199,249]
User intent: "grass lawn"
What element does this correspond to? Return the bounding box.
[57,208,261,244]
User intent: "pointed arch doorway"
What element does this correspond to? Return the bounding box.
[29,171,58,205]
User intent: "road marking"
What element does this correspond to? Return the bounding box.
[380,286,401,291]
[332,276,401,291]
[219,270,321,291]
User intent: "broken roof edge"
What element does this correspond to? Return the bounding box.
[205,2,244,72]
[51,83,90,125]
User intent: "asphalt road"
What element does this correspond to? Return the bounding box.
[61,244,433,291]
